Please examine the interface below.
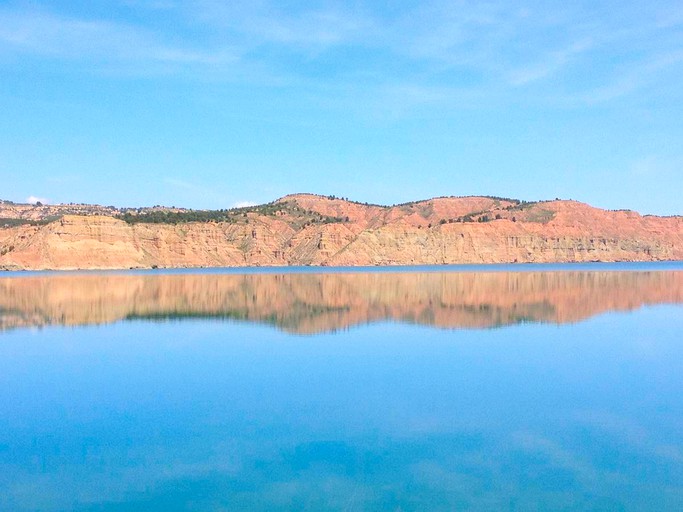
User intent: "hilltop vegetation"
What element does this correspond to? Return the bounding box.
[0,194,662,231]
[0,194,654,230]
[115,200,346,227]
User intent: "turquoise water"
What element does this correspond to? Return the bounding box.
[1,264,682,510]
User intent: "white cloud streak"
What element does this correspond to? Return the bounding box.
[507,38,594,86]
[191,1,375,49]
[26,195,49,204]
[0,1,681,108]
[0,8,237,69]
[232,200,257,208]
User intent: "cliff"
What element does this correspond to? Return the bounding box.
[1,194,682,270]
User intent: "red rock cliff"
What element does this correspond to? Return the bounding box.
[1,194,681,270]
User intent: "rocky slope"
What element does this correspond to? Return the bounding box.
[1,194,682,270]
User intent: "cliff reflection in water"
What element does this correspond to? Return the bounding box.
[1,270,682,333]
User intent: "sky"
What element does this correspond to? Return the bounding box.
[1,1,682,215]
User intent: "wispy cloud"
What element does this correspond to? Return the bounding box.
[0,1,681,109]
[26,195,49,205]
[164,178,210,194]
[507,38,593,86]
[576,49,683,104]
[163,178,239,208]
[232,200,257,208]
[119,0,177,10]
[0,8,236,69]
[191,1,375,49]
[629,155,681,178]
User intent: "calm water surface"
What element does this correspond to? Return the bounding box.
[1,263,682,510]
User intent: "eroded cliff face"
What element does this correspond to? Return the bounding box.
[0,194,681,270]
[2,270,682,333]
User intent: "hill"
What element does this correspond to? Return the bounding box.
[1,194,681,270]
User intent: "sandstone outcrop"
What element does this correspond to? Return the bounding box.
[1,194,681,270]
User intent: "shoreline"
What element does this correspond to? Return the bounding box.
[2,260,683,277]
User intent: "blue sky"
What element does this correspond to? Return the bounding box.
[1,1,682,214]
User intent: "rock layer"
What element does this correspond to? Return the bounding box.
[1,194,682,270]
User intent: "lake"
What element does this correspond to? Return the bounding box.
[1,263,682,510]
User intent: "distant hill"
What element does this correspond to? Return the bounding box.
[1,194,681,270]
